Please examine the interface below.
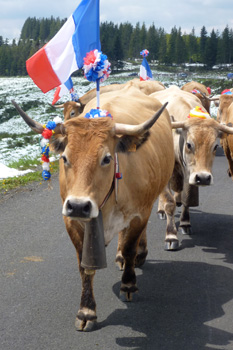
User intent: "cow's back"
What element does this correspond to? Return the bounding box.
[81,86,175,212]
[151,85,204,121]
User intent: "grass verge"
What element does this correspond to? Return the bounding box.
[0,158,59,195]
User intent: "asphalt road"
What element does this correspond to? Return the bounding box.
[1,148,233,350]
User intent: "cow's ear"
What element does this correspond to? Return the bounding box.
[50,124,68,153]
[115,131,150,153]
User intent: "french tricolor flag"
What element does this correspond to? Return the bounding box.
[52,77,74,105]
[140,57,153,81]
[26,0,100,93]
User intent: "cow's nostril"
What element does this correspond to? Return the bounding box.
[83,202,91,216]
[66,200,73,214]
[195,174,201,184]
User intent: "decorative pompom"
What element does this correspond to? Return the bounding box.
[84,108,112,119]
[41,154,49,163]
[42,128,53,139]
[191,89,200,94]
[42,170,51,180]
[83,49,111,83]
[41,145,50,157]
[140,49,149,57]
[221,89,232,95]
[46,121,57,130]
[40,116,64,181]
[53,116,63,125]
[188,106,211,119]
[42,162,50,171]
[40,138,49,147]
[71,92,80,102]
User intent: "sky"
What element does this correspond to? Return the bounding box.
[1,0,233,41]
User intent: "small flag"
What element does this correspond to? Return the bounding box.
[52,77,78,105]
[139,49,153,82]
[26,0,100,93]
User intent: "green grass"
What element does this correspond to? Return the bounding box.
[7,156,41,170]
[0,157,59,194]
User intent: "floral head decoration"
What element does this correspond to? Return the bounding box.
[41,116,63,180]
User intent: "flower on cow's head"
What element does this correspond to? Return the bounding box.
[187,106,211,120]
[84,109,112,119]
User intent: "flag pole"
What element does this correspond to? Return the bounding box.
[96,79,100,109]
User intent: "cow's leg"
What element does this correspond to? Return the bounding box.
[116,227,148,270]
[160,186,179,250]
[157,194,166,220]
[75,263,97,331]
[120,218,146,301]
[174,191,182,206]
[135,227,148,267]
[179,205,192,235]
[64,221,97,332]
[116,231,125,271]
[222,139,233,180]
[179,183,198,235]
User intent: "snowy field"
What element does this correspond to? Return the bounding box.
[0,64,229,179]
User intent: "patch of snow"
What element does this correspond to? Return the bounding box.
[0,163,33,179]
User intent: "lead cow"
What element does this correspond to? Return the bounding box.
[150,86,233,249]
[12,86,175,331]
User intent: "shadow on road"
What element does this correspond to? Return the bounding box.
[97,208,233,349]
[98,260,233,350]
[177,209,233,264]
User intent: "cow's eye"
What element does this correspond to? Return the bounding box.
[61,154,68,164]
[70,110,76,118]
[101,154,112,166]
[186,142,192,150]
[213,144,218,152]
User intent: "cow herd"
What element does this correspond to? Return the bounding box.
[12,78,233,331]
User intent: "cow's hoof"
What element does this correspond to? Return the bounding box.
[135,250,148,267]
[75,310,97,332]
[115,254,124,271]
[120,285,138,302]
[179,226,193,235]
[164,240,179,251]
[157,211,166,220]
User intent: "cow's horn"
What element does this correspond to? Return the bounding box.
[201,94,220,101]
[53,104,65,109]
[11,100,44,134]
[218,123,233,134]
[114,102,168,136]
[171,121,186,129]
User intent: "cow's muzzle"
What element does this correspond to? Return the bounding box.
[62,196,98,219]
[189,172,213,186]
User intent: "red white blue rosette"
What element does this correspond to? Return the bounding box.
[221,89,233,95]
[40,116,63,180]
[84,109,112,119]
[83,49,111,83]
[140,49,149,57]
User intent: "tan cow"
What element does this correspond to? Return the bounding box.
[221,102,233,179]
[12,85,175,331]
[54,79,165,121]
[181,81,211,113]
[150,85,233,248]
[209,92,233,178]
